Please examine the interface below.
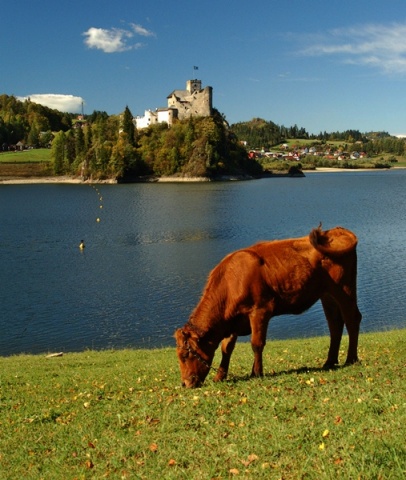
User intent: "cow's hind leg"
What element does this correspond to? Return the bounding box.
[213,333,238,382]
[321,295,344,368]
[343,304,362,365]
[322,295,362,368]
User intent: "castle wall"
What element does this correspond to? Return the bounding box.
[135,110,158,129]
[167,83,212,120]
[135,79,212,129]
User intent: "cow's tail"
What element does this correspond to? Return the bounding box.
[309,224,358,257]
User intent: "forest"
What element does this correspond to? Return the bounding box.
[230,117,405,156]
[0,95,260,180]
[1,94,404,180]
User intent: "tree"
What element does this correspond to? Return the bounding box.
[122,106,136,147]
[50,131,66,174]
[65,130,76,171]
[109,133,134,178]
[75,126,86,160]
[27,122,40,147]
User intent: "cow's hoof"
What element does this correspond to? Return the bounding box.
[323,361,339,370]
[213,369,227,382]
[345,358,361,366]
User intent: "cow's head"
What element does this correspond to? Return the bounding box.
[174,326,214,388]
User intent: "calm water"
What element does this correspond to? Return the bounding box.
[1,170,405,356]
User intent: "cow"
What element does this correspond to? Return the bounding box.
[175,225,362,387]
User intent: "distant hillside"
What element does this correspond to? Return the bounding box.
[0,94,72,148]
[230,118,405,162]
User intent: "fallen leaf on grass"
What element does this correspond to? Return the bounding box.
[146,416,160,426]
[168,459,176,466]
[241,454,259,466]
[149,443,158,453]
[229,468,239,475]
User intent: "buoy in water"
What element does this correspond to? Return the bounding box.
[79,240,85,249]
[96,218,100,222]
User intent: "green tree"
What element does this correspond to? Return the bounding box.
[65,130,76,172]
[75,126,86,160]
[27,122,40,147]
[109,132,138,178]
[122,106,136,147]
[50,131,66,174]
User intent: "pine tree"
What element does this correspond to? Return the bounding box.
[122,106,136,147]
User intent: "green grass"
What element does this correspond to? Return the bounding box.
[0,148,51,163]
[0,330,405,479]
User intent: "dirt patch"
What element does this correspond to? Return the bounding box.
[0,162,51,178]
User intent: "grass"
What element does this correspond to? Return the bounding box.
[0,148,51,163]
[0,329,405,479]
[0,149,52,177]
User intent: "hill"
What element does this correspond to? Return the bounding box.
[0,96,262,181]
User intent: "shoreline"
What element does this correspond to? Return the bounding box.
[0,167,404,184]
[1,326,405,358]
[0,176,117,185]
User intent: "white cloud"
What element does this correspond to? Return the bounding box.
[17,94,84,113]
[83,23,155,53]
[299,22,406,75]
[131,23,155,37]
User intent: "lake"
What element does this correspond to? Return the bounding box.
[1,169,405,356]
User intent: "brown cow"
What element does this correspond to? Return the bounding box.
[175,225,362,387]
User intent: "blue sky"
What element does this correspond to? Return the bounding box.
[3,0,406,135]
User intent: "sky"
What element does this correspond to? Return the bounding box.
[3,0,406,135]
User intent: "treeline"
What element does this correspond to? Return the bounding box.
[230,118,304,148]
[0,94,72,148]
[229,118,405,155]
[0,95,260,179]
[51,108,260,180]
[2,95,405,180]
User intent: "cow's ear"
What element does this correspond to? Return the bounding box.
[175,327,191,343]
[187,329,201,346]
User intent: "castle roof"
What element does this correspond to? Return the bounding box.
[167,89,189,99]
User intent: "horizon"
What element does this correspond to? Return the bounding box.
[5,93,398,137]
[3,1,406,136]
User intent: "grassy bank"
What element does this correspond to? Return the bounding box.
[0,330,405,479]
[0,148,51,163]
[0,149,52,177]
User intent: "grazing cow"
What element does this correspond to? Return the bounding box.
[175,225,362,387]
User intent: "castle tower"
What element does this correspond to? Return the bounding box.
[186,79,202,94]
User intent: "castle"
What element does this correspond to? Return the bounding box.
[135,79,213,129]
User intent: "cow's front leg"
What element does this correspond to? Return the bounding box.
[250,312,270,377]
[214,333,238,382]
